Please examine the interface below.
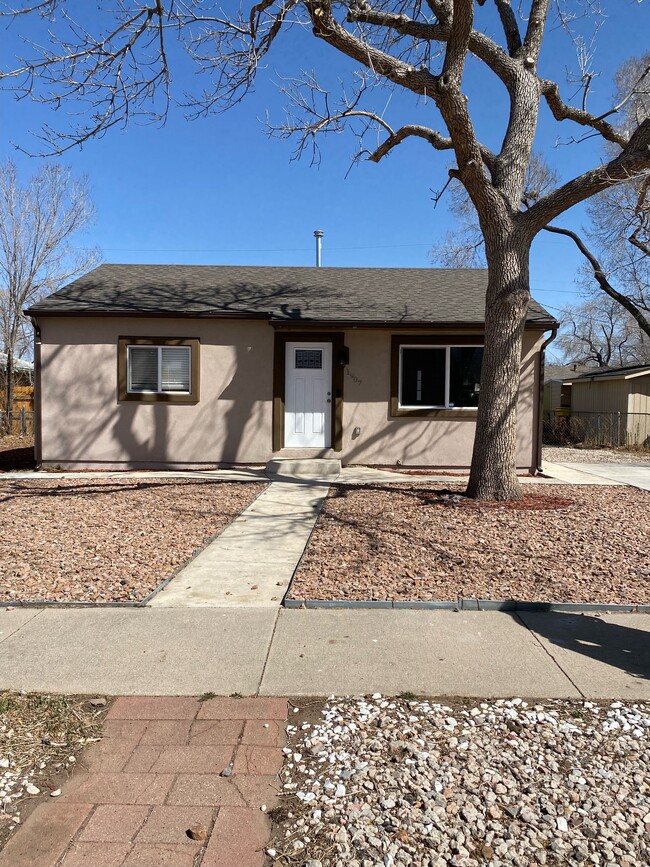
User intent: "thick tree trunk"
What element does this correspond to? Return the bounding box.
[466,234,531,501]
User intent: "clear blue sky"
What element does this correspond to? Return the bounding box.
[0,0,647,336]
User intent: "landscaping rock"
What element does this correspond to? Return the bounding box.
[187,823,209,841]
[272,696,650,866]
[290,484,650,604]
[0,478,265,603]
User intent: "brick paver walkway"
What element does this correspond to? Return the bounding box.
[0,696,288,867]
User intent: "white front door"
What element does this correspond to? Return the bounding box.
[284,342,332,448]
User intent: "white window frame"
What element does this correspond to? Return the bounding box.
[398,344,483,410]
[127,344,192,395]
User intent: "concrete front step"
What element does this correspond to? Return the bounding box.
[265,457,341,479]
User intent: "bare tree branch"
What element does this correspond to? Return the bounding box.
[544,223,650,340]
[0,160,101,418]
[555,296,650,368]
[483,0,522,57]
[540,79,629,148]
[367,124,453,161]
[522,0,550,62]
[522,119,650,233]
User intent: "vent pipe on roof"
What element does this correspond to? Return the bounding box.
[314,230,324,267]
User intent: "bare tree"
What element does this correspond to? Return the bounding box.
[556,297,650,369]
[0,161,99,426]
[544,55,650,344]
[2,2,650,498]
[437,54,650,355]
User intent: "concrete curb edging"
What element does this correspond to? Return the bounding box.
[283,598,650,613]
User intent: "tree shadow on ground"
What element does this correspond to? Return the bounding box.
[0,477,262,505]
[523,611,650,682]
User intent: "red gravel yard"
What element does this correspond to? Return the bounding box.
[290,483,650,604]
[0,478,265,603]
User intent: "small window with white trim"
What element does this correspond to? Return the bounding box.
[118,337,199,403]
[399,345,483,409]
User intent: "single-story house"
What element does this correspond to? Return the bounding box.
[562,364,650,447]
[26,264,557,470]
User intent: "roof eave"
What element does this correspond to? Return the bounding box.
[572,370,650,383]
[25,308,558,329]
[25,307,274,320]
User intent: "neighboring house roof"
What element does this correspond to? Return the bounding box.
[544,363,592,383]
[565,364,650,384]
[0,352,34,372]
[26,264,556,327]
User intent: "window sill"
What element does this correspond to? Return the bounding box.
[390,404,478,420]
[119,392,198,404]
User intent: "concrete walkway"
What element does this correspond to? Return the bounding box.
[540,460,622,485]
[1,606,649,700]
[149,482,329,607]
[550,461,650,491]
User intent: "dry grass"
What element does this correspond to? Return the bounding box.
[0,692,103,777]
[290,483,650,604]
[0,692,105,847]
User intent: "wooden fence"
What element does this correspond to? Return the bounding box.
[0,387,34,436]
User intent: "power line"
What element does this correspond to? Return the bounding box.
[543,301,647,329]
[97,242,434,253]
[83,234,576,255]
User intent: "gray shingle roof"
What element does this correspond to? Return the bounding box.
[571,364,650,381]
[27,264,556,326]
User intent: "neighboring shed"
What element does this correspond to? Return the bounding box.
[564,365,650,447]
[543,379,572,416]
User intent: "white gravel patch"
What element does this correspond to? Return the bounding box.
[271,696,650,866]
[543,446,650,465]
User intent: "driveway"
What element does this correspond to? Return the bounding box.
[555,461,650,491]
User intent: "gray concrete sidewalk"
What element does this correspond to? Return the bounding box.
[539,461,621,485]
[1,606,648,700]
[550,461,650,492]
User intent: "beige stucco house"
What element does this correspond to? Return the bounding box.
[26,264,556,470]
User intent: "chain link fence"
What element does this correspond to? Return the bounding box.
[544,410,650,450]
[0,410,34,437]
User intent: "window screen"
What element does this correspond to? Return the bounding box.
[127,345,191,393]
[400,347,446,406]
[161,347,191,392]
[128,347,159,392]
